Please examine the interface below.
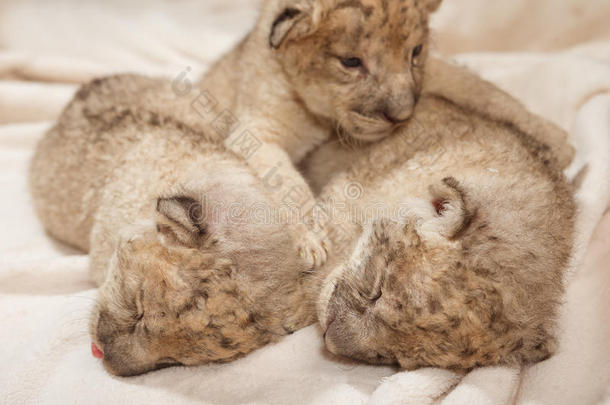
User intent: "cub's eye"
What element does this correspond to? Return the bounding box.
[358,288,382,303]
[341,57,363,68]
[412,44,423,58]
[135,286,144,320]
[370,289,382,302]
[155,358,182,370]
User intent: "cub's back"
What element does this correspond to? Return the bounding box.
[379,98,573,366]
[307,95,575,367]
[311,95,574,275]
[29,75,217,251]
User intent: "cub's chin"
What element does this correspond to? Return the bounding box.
[337,111,401,143]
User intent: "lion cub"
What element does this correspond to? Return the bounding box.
[194,0,445,267]
[305,71,575,370]
[30,75,316,376]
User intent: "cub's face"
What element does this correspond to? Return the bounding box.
[270,0,442,142]
[317,178,471,368]
[90,187,309,376]
[318,219,453,366]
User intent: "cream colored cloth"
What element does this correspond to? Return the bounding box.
[1,1,609,404]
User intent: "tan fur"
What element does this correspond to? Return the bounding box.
[28,0,447,376]
[30,75,317,376]
[28,0,576,375]
[303,58,574,193]
[197,0,443,267]
[304,61,575,371]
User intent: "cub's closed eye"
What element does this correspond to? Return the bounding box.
[358,288,382,303]
[412,44,423,58]
[341,57,363,68]
[370,289,382,302]
[155,358,183,370]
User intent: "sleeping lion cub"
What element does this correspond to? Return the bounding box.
[304,65,575,370]
[194,0,445,267]
[30,75,316,376]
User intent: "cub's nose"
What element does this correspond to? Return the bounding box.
[91,342,104,359]
[380,93,416,124]
[382,111,410,125]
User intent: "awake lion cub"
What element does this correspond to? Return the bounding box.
[30,75,316,376]
[304,64,576,370]
[195,0,445,267]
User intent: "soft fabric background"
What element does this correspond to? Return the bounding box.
[0,1,609,404]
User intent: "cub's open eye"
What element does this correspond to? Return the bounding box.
[341,57,363,68]
[412,44,423,58]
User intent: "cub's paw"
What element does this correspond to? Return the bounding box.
[296,225,329,269]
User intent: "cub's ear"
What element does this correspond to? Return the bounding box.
[269,4,314,49]
[424,177,473,240]
[422,0,443,13]
[156,196,207,248]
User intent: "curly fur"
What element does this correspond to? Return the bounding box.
[28,0,448,375]
[304,62,576,371]
[30,75,317,376]
[198,0,444,268]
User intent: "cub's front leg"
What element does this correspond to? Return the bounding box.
[226,135,329,269]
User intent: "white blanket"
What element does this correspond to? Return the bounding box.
[1,1,609,404]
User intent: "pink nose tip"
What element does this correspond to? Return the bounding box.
[91,342,103,359]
